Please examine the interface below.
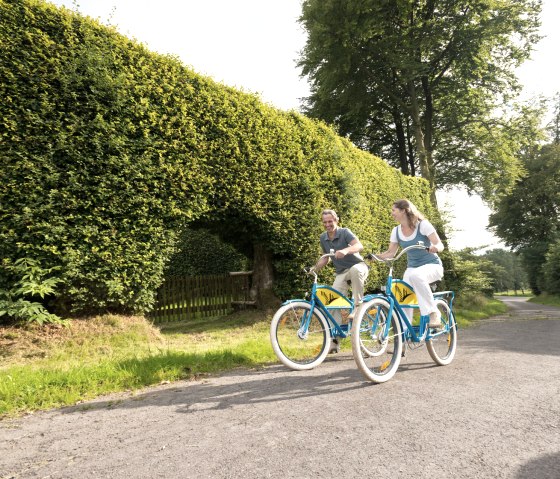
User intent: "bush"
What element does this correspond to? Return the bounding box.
[165,228,248,276]
[1,1,213,315]
[441,249,494,298]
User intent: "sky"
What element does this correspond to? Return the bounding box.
[48,0,560,251]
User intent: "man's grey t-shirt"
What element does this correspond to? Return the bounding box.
[320,227,364,274]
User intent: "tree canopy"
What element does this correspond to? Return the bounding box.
[489,142,560,293]
[489,144,560,250]
[480,248,528,293]
[298,0,542,203]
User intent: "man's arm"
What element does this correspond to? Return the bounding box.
[314,255,330,271]
[334,238,363,259]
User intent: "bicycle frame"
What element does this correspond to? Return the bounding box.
[312,283,354,338]
[363,245,455,343]
[351,244,458,383]
[282,254,355,340]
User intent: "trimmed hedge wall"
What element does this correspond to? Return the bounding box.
[0,0,439,315]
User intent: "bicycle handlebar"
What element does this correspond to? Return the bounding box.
[366,243,429,264]
[306,243,429,273]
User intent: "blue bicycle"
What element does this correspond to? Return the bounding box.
[270,253,361,370]
[351,244,458,383]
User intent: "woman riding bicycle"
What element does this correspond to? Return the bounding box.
[375,199,445,329]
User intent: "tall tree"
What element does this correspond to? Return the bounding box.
[298,0,542,204]
[488,143,560,293]
[548,93,560,144]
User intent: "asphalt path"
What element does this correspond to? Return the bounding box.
[1,297,559,479]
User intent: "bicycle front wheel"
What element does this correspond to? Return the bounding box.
[270,301,330,370]
[426,299,457,365]
[351,297,402,383]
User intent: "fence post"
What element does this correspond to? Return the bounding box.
[229,271,256,309]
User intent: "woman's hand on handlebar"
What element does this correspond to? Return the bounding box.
[366,252,391,263]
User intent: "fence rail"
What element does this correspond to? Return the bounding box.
[149,271,254,323]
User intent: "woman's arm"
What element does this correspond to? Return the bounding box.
[376,242,399,259]
[427,231,444,254]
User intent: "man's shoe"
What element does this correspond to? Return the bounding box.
[329,339,340,354]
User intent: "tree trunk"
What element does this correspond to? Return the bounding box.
[405,119,416,176]
[407,80,438,206]
[421,75,438,207]
[250,243,279,309]
[393,108,410,175]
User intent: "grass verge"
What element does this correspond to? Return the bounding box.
[494,290,532,297]
[528,293,560,307]
[0,312,278,418]
[0,295,508,418]
[453,294,508,326]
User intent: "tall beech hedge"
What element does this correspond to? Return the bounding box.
[0,0,439,316]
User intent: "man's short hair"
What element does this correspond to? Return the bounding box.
[321,209,339,221]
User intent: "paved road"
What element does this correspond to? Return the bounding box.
[1,298,559,479]
[493,295,560,319]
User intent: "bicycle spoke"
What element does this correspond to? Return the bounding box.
[352,298,402,382]
[426,299,457,365]
[271,302,329,370]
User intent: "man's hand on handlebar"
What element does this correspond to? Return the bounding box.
[334,249,347,260]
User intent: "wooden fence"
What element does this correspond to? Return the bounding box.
[149,271,254,323]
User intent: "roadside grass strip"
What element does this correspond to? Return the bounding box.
[0,296,513,418]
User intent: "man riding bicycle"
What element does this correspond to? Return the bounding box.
[313,209,369,353]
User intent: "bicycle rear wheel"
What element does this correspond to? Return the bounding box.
[351,297,402,383]
[426,299,457,365]
[270,301,330,370]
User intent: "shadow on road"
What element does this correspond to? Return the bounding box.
[62,362,373,416]
[56,307,560,421]
[515,451,560,479]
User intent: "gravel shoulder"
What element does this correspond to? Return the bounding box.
[1,298,559,479]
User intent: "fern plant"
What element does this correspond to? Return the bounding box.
[0,258,64,325]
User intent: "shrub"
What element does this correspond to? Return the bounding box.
[165,228,248,276]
